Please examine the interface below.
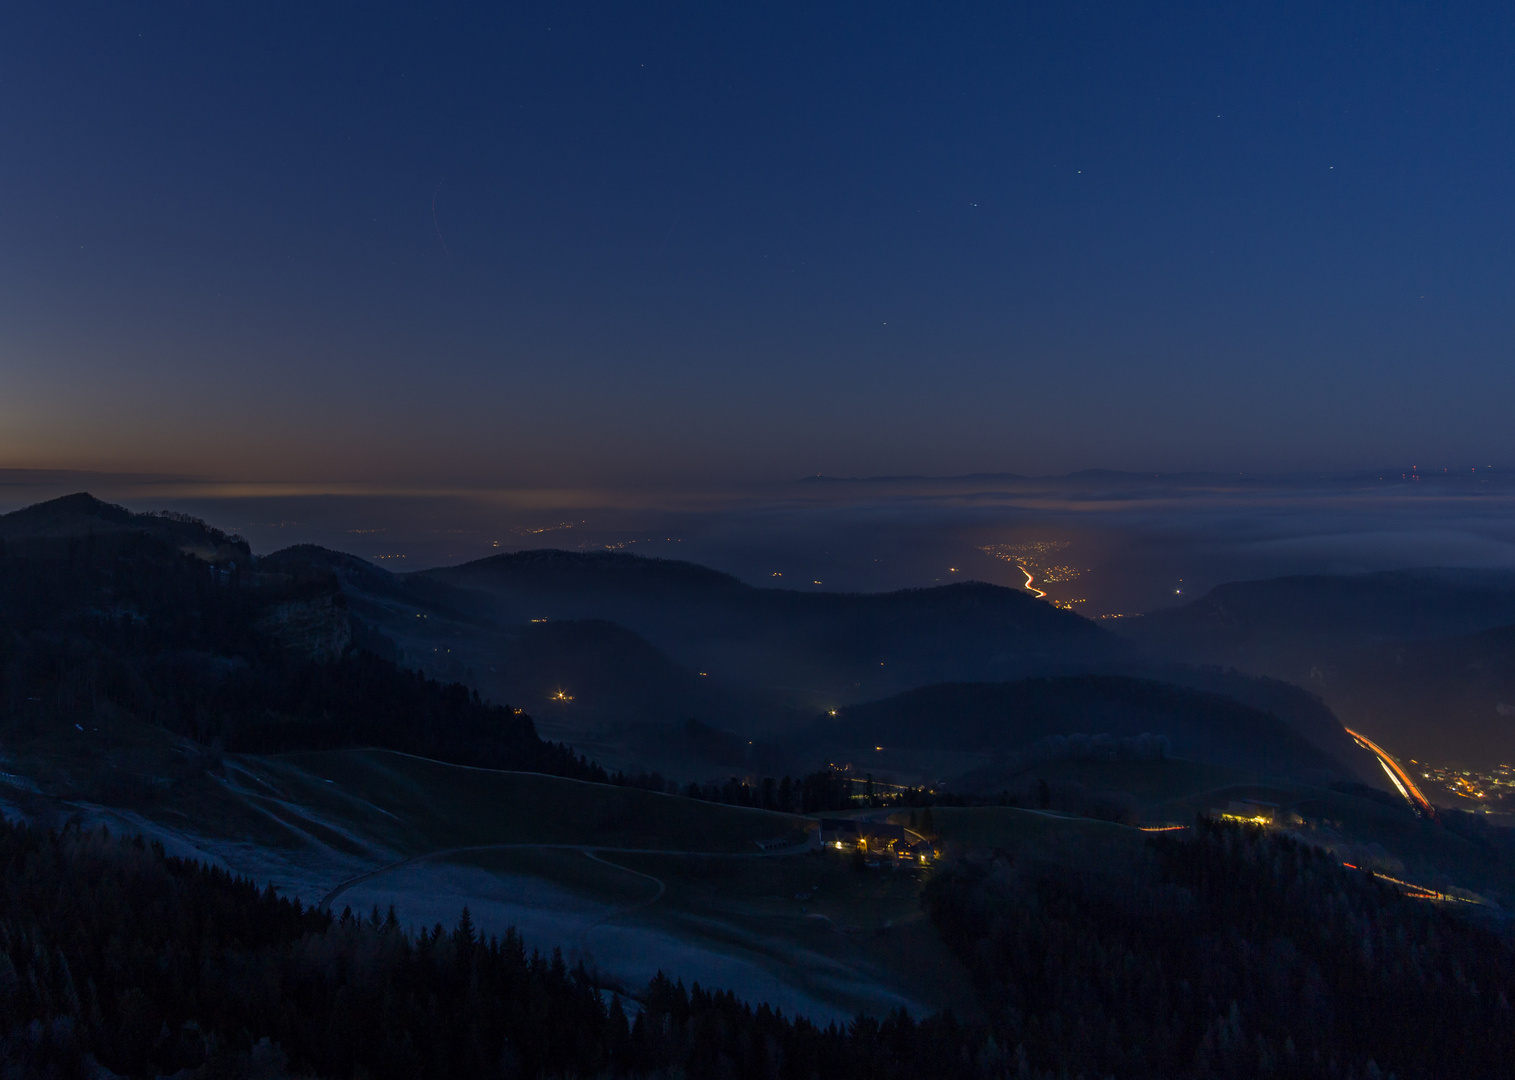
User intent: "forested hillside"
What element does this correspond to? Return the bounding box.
[926,818,1515,1079]
[0,818,974,1080]
[3,814,1508,1079]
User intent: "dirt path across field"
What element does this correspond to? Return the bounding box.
[320,839,808,910]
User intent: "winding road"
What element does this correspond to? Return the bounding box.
[1343,727,1435,818]
[576,851,666,966]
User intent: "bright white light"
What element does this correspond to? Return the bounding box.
[1379,758,1411,802]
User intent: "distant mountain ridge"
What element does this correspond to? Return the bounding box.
[441,548,746,593]
[796,468,1511,486]
[0,492,249,562]
[233,542,1374,778]
[0,495,1378,784]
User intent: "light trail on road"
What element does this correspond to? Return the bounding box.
[1342,863,1479,903]
[1018,563,1047,598]
[1343,727,1435,818]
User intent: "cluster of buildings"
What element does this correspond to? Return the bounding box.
[818,819,938,865]
[1414,761,1515,811]
[1214,799,1304,828]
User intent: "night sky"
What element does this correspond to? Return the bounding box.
[3,3,1512,486]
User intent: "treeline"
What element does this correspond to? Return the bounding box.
[678,769,855,813]
[0,818,982,1080]
[603,768,860,814]
[675,768,1137,824]
[0,534,600,783]
[925,817,1515,1079]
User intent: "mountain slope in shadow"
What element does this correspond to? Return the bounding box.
[260,545,786,736]
[1127,568,1515,766]
[419,549,1126,704]
[792,675,1352,787]
[1327,623,1515,764]
[1131,568,1515,674]
[278,544,1368,776]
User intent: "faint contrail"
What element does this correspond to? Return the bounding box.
[432,179,451,260]
[652,214,680,264]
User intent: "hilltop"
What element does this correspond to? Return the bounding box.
[0,492,249,562]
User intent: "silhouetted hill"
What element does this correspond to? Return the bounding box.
[1124,665,1369,778]
[421,549,1125,704]
[0,492,249,562]
[260,543,488,617]
[261,542,407,597]
[1127,568,1515,766]
[1327,623,1515,765]
[795,676,1350,784]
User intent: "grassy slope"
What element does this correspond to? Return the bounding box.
[259,751,973,1020]
[1018,757,1251,812]
[445,844,978,1019]
[890,761,1514,904]
[264,748,813,854]
[0,721,810,873]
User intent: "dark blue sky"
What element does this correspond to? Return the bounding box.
[3,2,1511,484]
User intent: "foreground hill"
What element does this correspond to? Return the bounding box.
[420,549,1126,704]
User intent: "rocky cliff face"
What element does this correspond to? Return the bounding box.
[255,594,353,663]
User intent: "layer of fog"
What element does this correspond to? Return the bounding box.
[4,469,1514,613]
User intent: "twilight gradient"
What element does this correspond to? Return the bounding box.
[1,2,1512,484]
